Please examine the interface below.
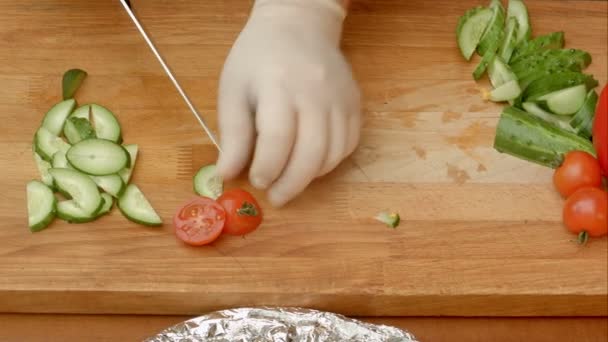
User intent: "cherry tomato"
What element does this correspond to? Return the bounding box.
[217,189,263,236]
[553,151,602,198]
[563,187,607,242]
[593,84,607,176]
[173,197,226,246]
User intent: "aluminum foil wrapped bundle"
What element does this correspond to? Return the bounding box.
[146,307,419,342]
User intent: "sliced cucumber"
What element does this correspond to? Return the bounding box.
[522,102,575,133]
[119,144,139,184]
[33,152,54,188]
[35,126,71,161]
[457,6,484,38]
[511,32,565,63]
[499,17,519,63]
[52,149,70,169]
[41,99,76,136]
[538,84,587,116]
[494,106,596,168]
[62,69,87,100]
[477,0,505,56]
[569,90,598,139]
[27,180,56,232]
[97,193,114,217]
[49,168,102,215]
[67,138,130,176]
[488,56,517,88]
[507,0,531,44]
[63,105,91,144]
[90,104,121,143]
[193,164,223,199]
[457,7,493,61]
[524,72,598,102]
[473,44,498,80]
[487,80,522,102]
[91,174,126,198]
[118,184,162,226]
[57,200,98,223]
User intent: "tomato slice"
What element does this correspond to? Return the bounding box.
[173,197,226,246]
[217,189,263,236]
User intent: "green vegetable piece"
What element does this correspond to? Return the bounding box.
[522,102,576,133]
[569,90,598,139]
[487,80,522,102]
[457,7,493,61]
[493,106,596,169]
[457,6,484,37]
[510,32,565,63]
[499,17,519,63]
[507,0,531,44]
[523,72,598,102]
[69,117,96,141]
[477,0,505,56]
[488,56,517,88]
[375,212,401,229]
[473,44,499,80]
[62,69,87,100]
[512,49,592,85]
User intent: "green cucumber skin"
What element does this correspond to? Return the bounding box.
[511,49,592,84]
[570,90,598,139]
[477,0,505,57]
[117,205,162,227]
[68,117,96,143]
[473,45,499,80]
[499,17,519,63]
[41,99,77,136]
[523,72,598,102]
[510,32,565,63]
[457,8,493,61]
[57,201,104,223]
[117,184,163,227]
[27,180,57,232]
[457,6,484,37]
[494,106,596,168]
[62,69,87,100]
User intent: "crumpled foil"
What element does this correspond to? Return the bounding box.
[146,307,419,342]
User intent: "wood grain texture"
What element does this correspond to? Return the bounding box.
[0,0,607,316]
[0,314,607,342]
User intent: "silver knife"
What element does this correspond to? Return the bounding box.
[119,0,222,152]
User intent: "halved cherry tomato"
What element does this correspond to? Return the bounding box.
[553,151,602,198]
[173,197,226,246]
[217,189,263,236]
[563,187,607,243]
[593,84,607,176]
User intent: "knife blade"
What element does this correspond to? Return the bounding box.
[118,0,222,152]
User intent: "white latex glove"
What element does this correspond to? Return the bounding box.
[216,0,361,207]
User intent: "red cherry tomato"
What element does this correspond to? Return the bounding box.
[553,151,602,198]
[563,187,608,242]
[217,189,263,236]
[173,197,226,246]
[593,84,607,176]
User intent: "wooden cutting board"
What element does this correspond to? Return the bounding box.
[0,0,606,316]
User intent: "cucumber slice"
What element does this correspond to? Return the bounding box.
[507,0,531,44]
[473,44,498,80]
[63,105,91,144]
[457,8,493,61]
[34,152,54,188]
[27,180,56,232]
[494,106,595,168]
[477,0,505,57]
[35,126,71,161]
[487,80,522,102]
[538,84,587,116]
[68,117,96,144]
[488,56,517,88]
[569,90,598,139]
[91,174,126,198]
[52,149,70,169]
[457,6,484,38]
[98,193,114,216]
[67,138,130,176]
[522,102,576,133]
[57,200,98,223]
[524,72,598,102]
[41,99,76,136]
[511,32,565,63]
[49,168,102,215]
[119,144,139,184]
[62,69,87,100]
[193,164,223,199]
[90,104,121,143]
[118,184,162,226]
[514,50,592,89]
[499,17,519,63]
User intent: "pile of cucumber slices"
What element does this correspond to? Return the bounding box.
[27,69,162,232]
[457,0,598,168]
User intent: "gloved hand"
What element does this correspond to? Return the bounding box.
[216,0,361,207]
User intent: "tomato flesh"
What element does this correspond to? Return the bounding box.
[217,189,263,236]
[563,187,608,238]
[174,197,226,246]
[553,151,602,198]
